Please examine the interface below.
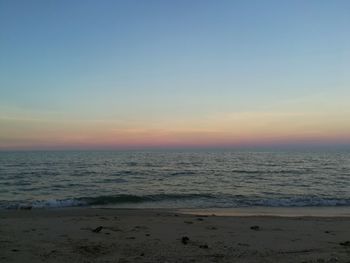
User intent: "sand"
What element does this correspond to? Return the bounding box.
[1,208,350,263]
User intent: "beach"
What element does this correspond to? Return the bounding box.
[2,0,350,262]
[1,208,350,263]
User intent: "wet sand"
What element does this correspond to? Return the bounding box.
[1,208,350,262]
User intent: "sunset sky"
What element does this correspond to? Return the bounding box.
[1,0,349,150]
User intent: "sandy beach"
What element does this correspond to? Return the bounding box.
[1,208,350,263]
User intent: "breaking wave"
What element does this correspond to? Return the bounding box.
[2,194,350,209]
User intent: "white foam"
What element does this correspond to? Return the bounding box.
[31,199,86,208]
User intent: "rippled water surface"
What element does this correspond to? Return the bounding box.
[0,151,349,208]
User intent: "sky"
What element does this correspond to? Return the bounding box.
[0,0,349,150]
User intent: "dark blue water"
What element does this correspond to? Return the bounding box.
[0,151,349,209]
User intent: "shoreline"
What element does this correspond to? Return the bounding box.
[1,208,350,262]
[179,206,350,217]
[3,205,350,217]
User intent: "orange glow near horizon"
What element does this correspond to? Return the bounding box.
[1,111,349,150]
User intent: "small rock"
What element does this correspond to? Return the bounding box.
[339,241,350,246]
[140,253,145,256]
[182,236,190,244]
[199,244,209,249]
[92,226,103,233]
[250,225,260,231]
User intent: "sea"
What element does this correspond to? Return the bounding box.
[0,150,349,209]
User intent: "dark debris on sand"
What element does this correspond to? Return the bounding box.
[92,226,103,233]
[181,236,190,245]
[339,241,350,247]
[199,244,209,249]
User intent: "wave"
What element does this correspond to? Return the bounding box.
[2,194,350,209]
[230,169,308,174]
[1,194,215,209]
[169,171,197,176]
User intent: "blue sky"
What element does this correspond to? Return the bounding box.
[0,0,349,149]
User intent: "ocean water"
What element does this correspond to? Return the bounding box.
[0,151,349,209]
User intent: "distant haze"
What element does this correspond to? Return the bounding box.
[1,0,349,150]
